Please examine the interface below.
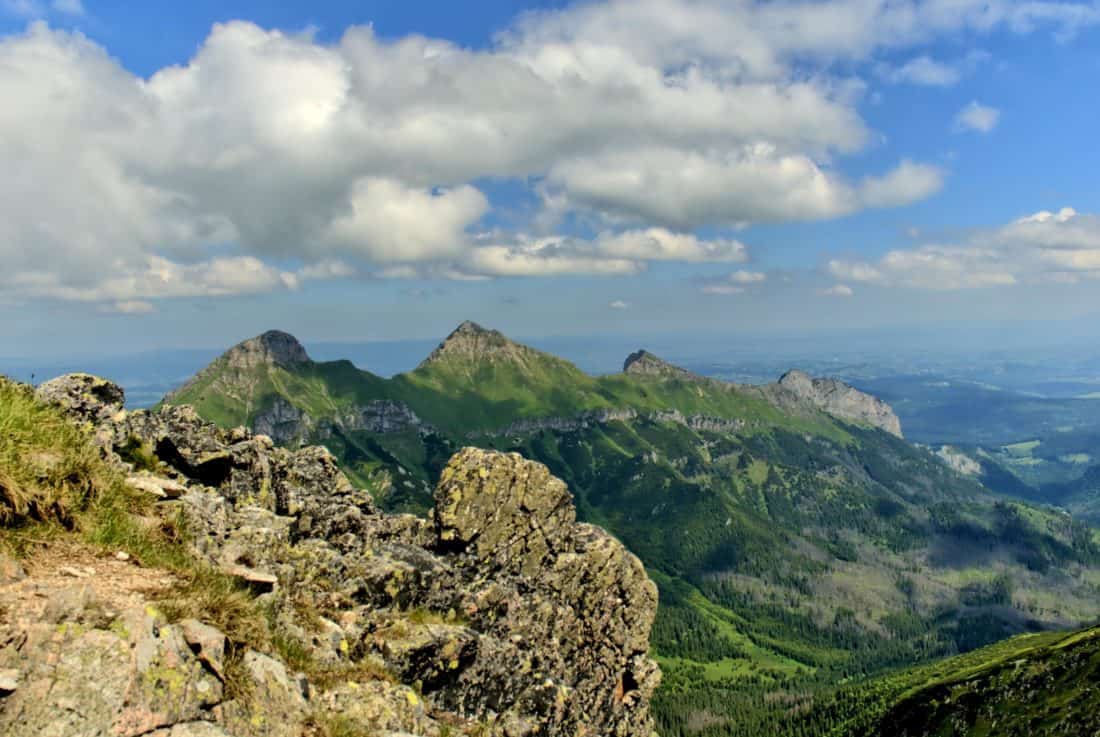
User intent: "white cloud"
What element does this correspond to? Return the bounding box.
[461,228,748,278]
[879,56,961,86]
[729,270,767,283]
[955,101,1001,133]
[876,50,991,86]
[828,207,1100,289]
[0,1,1090,306]
[699,269,767,294]
[463,235,644,277]
[596,229,748,262]
[817,284,855,296]
[51,0,82,15]
[323,179,490,262]
[609,299,630,309]
[860,160,944,208]
[12,255,303,302]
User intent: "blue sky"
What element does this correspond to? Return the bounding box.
[3,0,1100,356]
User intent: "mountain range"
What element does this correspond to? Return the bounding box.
[162,324,1100,737]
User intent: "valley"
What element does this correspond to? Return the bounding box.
[161,325,1100,737]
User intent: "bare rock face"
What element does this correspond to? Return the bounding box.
[21,374,661,737]
[777,369,903,437]
[420,320,513,366]
[222,330,310,370]
[623,350,700,381]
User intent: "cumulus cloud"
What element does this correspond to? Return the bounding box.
[828,207,1100,289]
[462,228,750,277]
[0,0,1090,307]
[860,160,944,208]
[609,300,630,309]
[955,101,1001,132]
[323,179,490,262]
[596,229,748,262]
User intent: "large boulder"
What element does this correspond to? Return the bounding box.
[435,447,576,577]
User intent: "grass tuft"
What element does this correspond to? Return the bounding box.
[0,377,137,527]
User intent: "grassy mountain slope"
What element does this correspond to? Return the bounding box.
[782,624,1100,737]
[162,326,1100,736]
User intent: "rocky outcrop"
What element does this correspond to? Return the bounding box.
[253,397,433,446]
[10,374,660,737]
[776,369,903,437]
[219,330,310,370]
[419,321,517,367]
[623,350,701,382]
[476,407,744,439]
[935,445,983,476]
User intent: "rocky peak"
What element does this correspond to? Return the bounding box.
[21,373,660,737]
[223,330,310,369]
[777,369,903,437]
[419,321,529,368]
[623,349,699,381]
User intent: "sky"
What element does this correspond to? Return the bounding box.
[3,0,1100,356]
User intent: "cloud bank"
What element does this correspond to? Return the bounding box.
[829,208,1100,289]
[1,0,1094,307]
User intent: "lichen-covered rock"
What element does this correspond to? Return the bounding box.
[18,373,661,737]
[35,373,127,448]
[435,447,575,577]
[216,651,306,737]
[0,603,223,737]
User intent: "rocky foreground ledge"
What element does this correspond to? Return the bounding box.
[1,374,659,737]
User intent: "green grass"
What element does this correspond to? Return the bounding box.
[0,377,143,528]
[0,377,295,702]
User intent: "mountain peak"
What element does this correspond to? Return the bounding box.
[224,330,311,369]
[623,350,698,381]
[419,321,520,367]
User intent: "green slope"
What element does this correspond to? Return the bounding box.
[784,624,1100,737]
[162,325,1100,737]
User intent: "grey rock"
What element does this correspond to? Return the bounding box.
[435,448,576,577]
[19,371,661,737]
[777,369,903,437]
[623,349,701,381]
[217,651,306,737]
[179,619,227,681]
